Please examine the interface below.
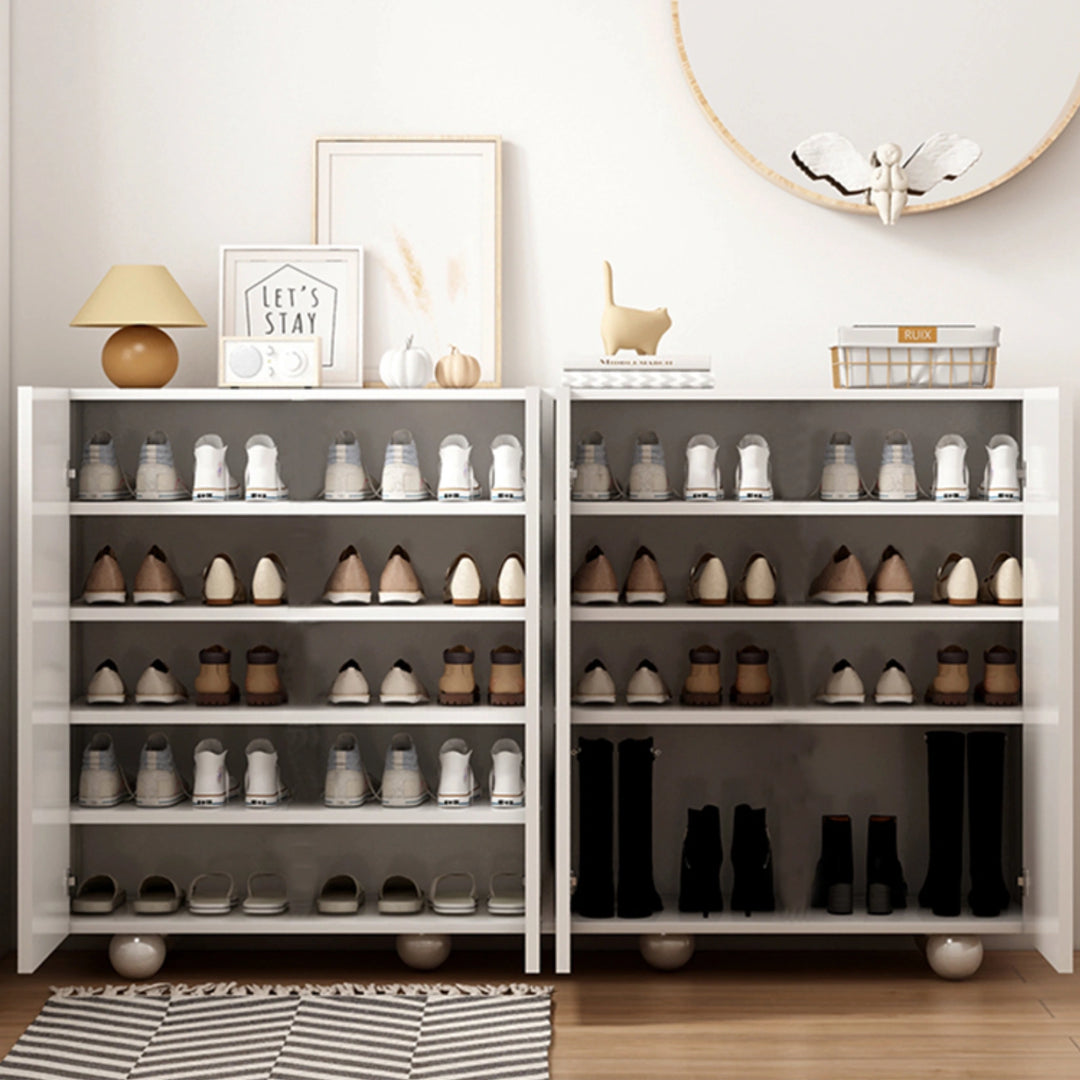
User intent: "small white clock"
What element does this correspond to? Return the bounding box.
[218,337,322,388]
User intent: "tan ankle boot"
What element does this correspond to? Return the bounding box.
[731,645,772,706]
[681,645,721,706]
[246,645,287,706]
[195,644,239,706]
[489,645,525,706]
[976,644,1020,706]
[438,645,479,705]
[926,644,969,706]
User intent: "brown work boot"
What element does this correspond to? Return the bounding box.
[379,545,424,604]
[731,645,772,706]
[82,544,127,604]
[976,645,1020,706]
[572,545,618,604]
[132,544,185,605]
[808,545,869,604]
[246,645,287,706]
[623,546,666,604]
[322,545,372,604]
[681,645,722,706]
[869,545,914,604]
[195,644,239,706]
[489,645,525,706]
[438,644,479,705]
[926,644,970,706]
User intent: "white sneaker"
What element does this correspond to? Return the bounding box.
[380,733,429,807]
[324,430,374,500]
[78,733,129,806]
[493,553,525,606]
[324,732,373,807]
[192,434,240,500]
[438,434,481,500]
[933,552,978,605]
[874,659,914,705]
[490,434,524,500]
[245,738,288,807]
[134,660,188,705]
[629,431,670,500]
[626,659,671,705]
[86,659,126,704]
[572,659,617,705]
[443,553,484,605]
[735,434,773,500]
[245,435,288,500]
[490,738,524,808]
[820,432,861,501]
[251,553,287,605]
[979,553,1023,606]
[877,430,917,501]
[932,434,969,501]
[687,553,729,605]
[328,659,371,704]
[379,659,430,705]
[980,434,1021,501]
[684,434,722,500]
[572,431,617,500]
[78,431,130,501]
[135,733,186,807]
[192,738,238,807]
[135,431,186,501]
[437,738,480,807]
[381,429,427,500]
[815,660,865,705]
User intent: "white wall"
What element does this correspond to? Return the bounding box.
[8,0,1080,932]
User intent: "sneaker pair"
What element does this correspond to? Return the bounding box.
[77,731,194,808]
[78,430,186,501]
[816,659,914,705]
[931,434,1021,502]
[188,433,287,500]
[191,738,288,807]
[86,658,187,705]
[377,430,525,502]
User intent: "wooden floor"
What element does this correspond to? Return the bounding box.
[2,947,1080,1078]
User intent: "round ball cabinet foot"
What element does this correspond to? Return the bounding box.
[109,934,167,979]
[925,934,984,980]
[639,933,696,971]
[396,933,452,971]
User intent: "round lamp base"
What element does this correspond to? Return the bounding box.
[102,325,178,388]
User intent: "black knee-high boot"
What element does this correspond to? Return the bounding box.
[573,736,614,918]
[730,803,775,915]
[918,730,965,916]
[678,804,723,914]
[967,730,1011,917]
[616,736,663,917]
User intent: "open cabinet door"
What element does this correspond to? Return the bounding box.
[17,387,71,972]
[1021,389,1073,973]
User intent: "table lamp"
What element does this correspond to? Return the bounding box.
[71,265,206,388]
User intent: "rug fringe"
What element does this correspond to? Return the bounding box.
[50,981,553,999]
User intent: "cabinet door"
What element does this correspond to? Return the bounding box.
[1021,389,1073,973]
[17,388,71,972]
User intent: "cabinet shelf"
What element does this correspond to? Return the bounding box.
[571,500,1026,517]
[71,703,526,725]
[71,500,527,517]
[72,602,526,623]
[570,706,1023,726]
[570,602,1037,623]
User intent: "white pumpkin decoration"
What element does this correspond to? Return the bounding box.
[379,335,433,388]
[436,345,481,389]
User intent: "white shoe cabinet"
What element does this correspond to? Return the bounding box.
[17,387,542,974]
[554,388,1072,976]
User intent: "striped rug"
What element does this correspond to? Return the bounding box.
[0,983,552,1080]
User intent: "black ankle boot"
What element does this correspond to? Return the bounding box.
[678,805,723,915]
[730,803,775,915]
[811,814,854,914]
[866,814,907,915]
[918,730,965,916]
[967,731,1011,917]
[616,737,663,918]
[573,737,614,918]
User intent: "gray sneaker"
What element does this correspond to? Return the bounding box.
[78,431,130,501]
[629,431,670,500]
[135,733,186,807]
[820,432,861,501]
[380,733,429,807]
[381,429,427,500]
[78,732,129,806]
[324,732,374,806]
[572,431,617,501]
[136,430,186,501]
[877,430,917,501]
[324,431,375,501]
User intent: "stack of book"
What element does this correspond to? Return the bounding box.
[562,355,713,389]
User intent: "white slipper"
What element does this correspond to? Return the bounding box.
[317,873,364,915]
[71,874,125,914]
[430,871,478,916]
[377,874,423,914]
[133,874,183,914]
[242,871,289,916]
[486,872,525,916]
[188,871,238,915]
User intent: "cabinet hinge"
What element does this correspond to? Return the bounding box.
[1017,867,1030,896]
[66,868,77,895]
[66,463,76,482]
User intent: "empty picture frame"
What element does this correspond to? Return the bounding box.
[220,245,364,385]
[314,136,502,387]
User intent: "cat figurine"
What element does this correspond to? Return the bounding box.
[600,261,672,356]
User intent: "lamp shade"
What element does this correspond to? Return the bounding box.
[70,265,206,328]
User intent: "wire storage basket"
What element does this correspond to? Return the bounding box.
[832,325,999,389]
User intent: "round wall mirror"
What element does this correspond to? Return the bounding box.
[674,0,1080,216]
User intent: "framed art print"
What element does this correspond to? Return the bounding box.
[314,136,502,386]
[219,245,363,385]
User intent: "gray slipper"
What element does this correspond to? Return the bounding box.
[487,872,525,916]
[133,874,183,914]
[188,872,238,915]
[317,873,364,914]
[378,874,423,914]
[430,871,478,916]
[242,872,289,916]
[71,874,125,914]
